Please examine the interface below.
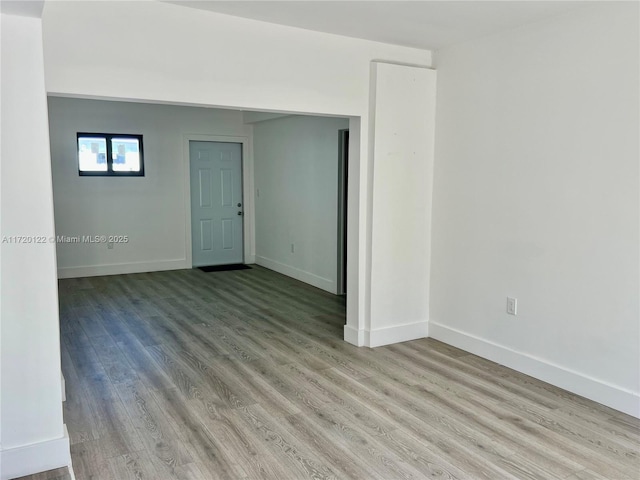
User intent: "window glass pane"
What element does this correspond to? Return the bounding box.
[111,137,141,172]
[78,137,107,171]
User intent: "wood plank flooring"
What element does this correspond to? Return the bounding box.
[14,467,71,480]
[20,266,640,479]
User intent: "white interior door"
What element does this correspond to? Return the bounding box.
[190,141,243,266]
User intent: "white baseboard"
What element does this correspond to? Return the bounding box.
[344,325,364,346]
[57,259,188,279]
[367,320,429,348]
[429,321,640,418]
[255,255,335,293]
[1,425,71,480]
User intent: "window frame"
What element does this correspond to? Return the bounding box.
[77,132,145,177]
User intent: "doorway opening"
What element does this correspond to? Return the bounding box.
[337,129,349,296]
[47,97,361,337]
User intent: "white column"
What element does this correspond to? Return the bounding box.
[366,61,437,347]
[0,12,70,480]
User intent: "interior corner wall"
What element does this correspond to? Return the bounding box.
[253,115,349,293]
[0,13,69,480]
[430,2,640,417]
[47,97,252,278]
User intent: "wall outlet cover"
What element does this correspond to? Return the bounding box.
[507,297,517,315]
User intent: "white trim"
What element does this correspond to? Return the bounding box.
[344,325,364,347]
[344,116,364,340]
[255,255,335,294]
[367,320,429,348]
[0,425,71,480]
[61,373,66,402]
[429,321,640,418]
[242,111,291,124]
[182,134,254,268]
[57,259,186,279]
[371,59,434,70]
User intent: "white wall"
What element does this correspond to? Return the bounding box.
[0,13,69,479]
[253,115,349,293]
[41,0,432,338]
[42,2,430,118]
[430,3,639,416]
[366,62,437,347]
[47,97,253,278]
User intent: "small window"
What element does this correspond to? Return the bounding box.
[77,133,144,176]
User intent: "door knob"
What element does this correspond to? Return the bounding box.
[237,203,242,207]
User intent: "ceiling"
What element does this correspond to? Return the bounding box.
[163,1,593,51]
[1,0,44,18]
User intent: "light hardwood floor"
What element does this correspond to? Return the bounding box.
[15,467,71,480]
[18,266,640,479]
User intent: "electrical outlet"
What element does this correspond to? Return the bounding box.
[507,297,517,315]
[107,242,114,250]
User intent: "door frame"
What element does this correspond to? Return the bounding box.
[183,134,254,268]
[337,129,349,295]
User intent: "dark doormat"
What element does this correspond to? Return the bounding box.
[198,264,252,273]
